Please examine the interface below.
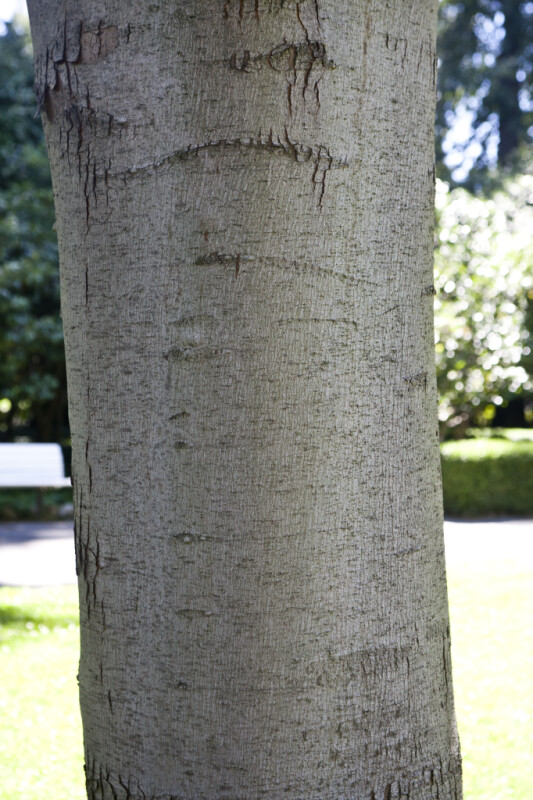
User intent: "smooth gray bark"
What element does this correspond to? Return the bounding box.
[28,1,461,798]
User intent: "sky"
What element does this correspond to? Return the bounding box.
[0,0,27,29]
[0,0,26,18]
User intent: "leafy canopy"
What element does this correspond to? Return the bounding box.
[437,0,533,188]
[0,23,67,442]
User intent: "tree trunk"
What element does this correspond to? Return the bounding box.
[28,1,461,798]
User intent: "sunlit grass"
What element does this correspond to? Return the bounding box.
[0,564,532,799]
[448,563,533,800]
[0,586,84,800]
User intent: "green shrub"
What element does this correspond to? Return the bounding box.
[0,488,72,521]
[434,178,533,435]
[441,437,533,517]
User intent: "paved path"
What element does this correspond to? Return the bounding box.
[444,517,533,569]
[1,519,533,586]
[0,521,76,587]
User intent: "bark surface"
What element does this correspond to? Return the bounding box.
[28,1,461,798]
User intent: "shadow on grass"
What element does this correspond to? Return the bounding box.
[0,587,79,643]
[0,603,78,630]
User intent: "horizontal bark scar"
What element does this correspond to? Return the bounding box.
[282,316,357,326]
[126,134,344,170]
[229,40,334,73]
[163,345,231,362]
[175,608,215,618]
[125,132,346,209]
[173,532,217,543]
[194,251,253,266]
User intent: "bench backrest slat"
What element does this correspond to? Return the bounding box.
[0,444,70,487]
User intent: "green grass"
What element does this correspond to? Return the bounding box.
[1,567,532,799]
[448,561,533,800]
[0,586,84,800]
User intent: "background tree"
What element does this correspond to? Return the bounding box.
[436,0,533,188]
[28,1,461,797]
[0,22,68,443]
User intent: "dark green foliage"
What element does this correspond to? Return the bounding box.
[521,286,533,381]
[0,487,73,521]
[437,0,533,188]
[0,23,67,443]
[442,431,533,516]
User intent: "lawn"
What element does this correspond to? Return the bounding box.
[448,561,533,800]
[0,561,531,800]
[0,586,84,800]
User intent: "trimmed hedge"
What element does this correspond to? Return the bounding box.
[441,436,533,517]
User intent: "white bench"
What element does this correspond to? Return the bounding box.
[0,443,71,489]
